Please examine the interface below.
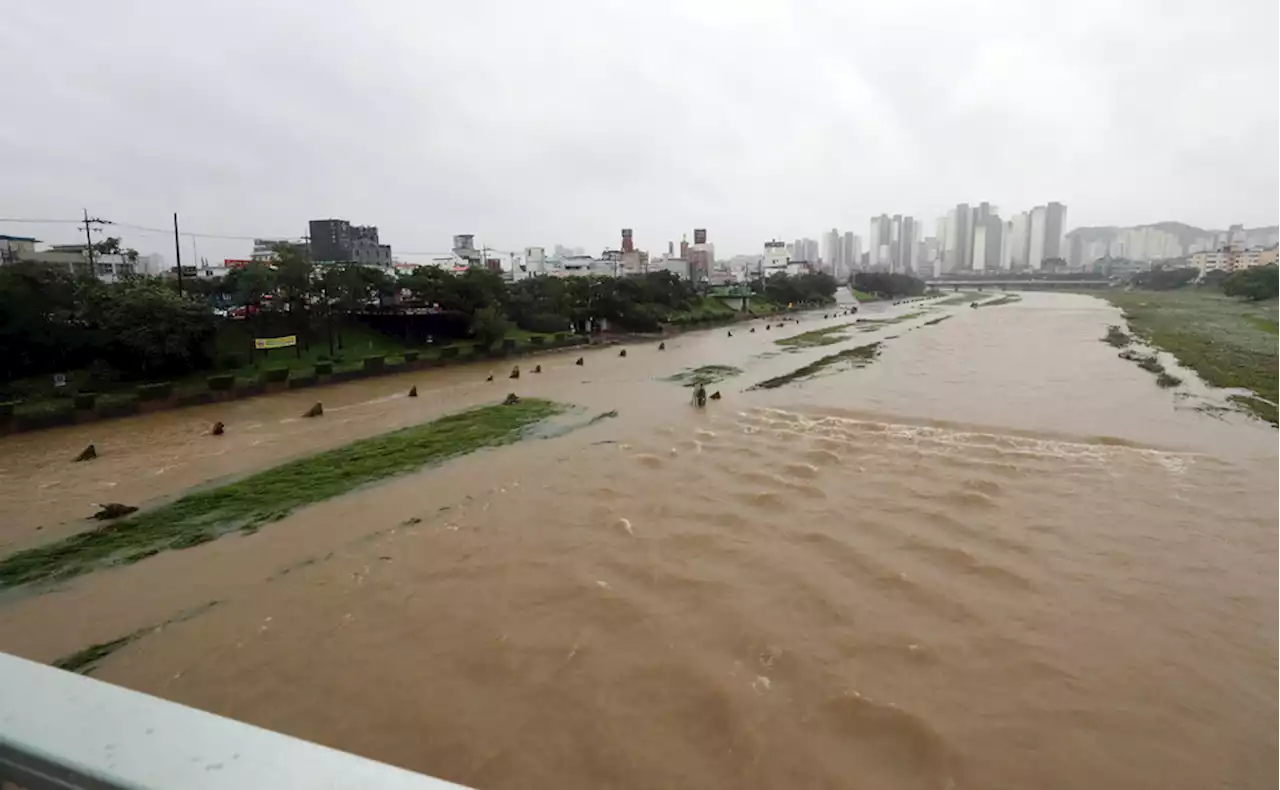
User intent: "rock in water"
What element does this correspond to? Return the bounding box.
[658,342,665,350]
[304,402,324,418]
[727,331,733,337]
[408,386,418,397]
[510,365,520,379]
[211,421,225,436]
[619,349,627,358]
[486,373,494,382]
[575,357,585,366]
[710,391,722,400]
[503,393,521,405]
[765,324,771,331]
[73,444,97,462]
[534,364,542,373]
[93,503,137,520]
[750,327,756,333]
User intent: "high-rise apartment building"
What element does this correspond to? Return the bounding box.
[823,229,841,269]
[953,204,972,270]
[1027,206,1048,270]
[1043,202,1067,261]
[868,215,892,269]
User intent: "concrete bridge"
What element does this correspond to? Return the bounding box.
[925,279,1111,290]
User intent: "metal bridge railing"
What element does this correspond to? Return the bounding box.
[0,651,471,790]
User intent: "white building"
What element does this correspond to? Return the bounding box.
[971,224,988,273]
[763,240,789,274]
[1027,206,1048,270]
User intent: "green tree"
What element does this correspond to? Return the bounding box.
[470,305,509,349]
[224,261,277,311]
[1222,264,1279,301]
[77,278,217,379]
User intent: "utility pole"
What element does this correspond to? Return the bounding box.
[173,212,184,296]
[80,209,107,271]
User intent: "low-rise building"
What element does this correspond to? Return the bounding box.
[1191,246,1271,275]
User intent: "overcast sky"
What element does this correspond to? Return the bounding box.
[2,0,1276,262]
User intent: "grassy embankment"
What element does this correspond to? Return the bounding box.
[4,320,565,420]
[0,399,564,588]
[1099,289,1278,424]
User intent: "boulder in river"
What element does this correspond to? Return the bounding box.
[575,357,584,366]
[73,444,97,462]
[619,349,627,358]
[304,402,324,418]
[510,365,520,379]
[533,364,542,373]
[727,331,733,337]
[709,391,722,400]
[408,386,418,397]
[486,373,494,382]
[211,421,225,436]
[503,393,521,405]
[93,503,137,520]
[658,342,665,350]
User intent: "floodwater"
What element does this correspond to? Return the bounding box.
[0,292,1275,789]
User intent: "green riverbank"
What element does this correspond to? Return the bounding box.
[0,398,565,588]
[1099,289,1278,424]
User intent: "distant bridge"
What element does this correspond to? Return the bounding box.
[925,279,1111,290]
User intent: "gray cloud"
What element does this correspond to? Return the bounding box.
[2,0,1275,263]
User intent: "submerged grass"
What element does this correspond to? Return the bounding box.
[774,323,856,348]
[854,311,928,331]
[752,342,881,390]
[0,400,564,588]
[922,315,952,327]
[1102,325,1132,347]
[664,365,743,387]
[53,601,222,675]
[1099,290,1277,425]
[975,294,1022,307]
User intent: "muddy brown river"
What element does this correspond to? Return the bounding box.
[0,292,1275,789]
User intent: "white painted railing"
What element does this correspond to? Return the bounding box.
[0,651,471,790]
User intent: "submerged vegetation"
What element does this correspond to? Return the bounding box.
[774,323,855,348]
[664,365,743,387]
[1102,325,1132,347]
[1100,289,1277,425]
[752,343,881,390]
[0,400,564,587]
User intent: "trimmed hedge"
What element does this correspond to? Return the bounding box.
[207,374,235,391]
[439,346,459,360]
[403,350,420,363]
[363,355,386,373]
[553,332,567,343]
[136,382,174,402]
[0,402,16,417]
[288,374,318,389]
[314,361,334,375]
[502,338,517,352]
[530,335,546,346]
[73,392,97,410]
[263,367,290,383]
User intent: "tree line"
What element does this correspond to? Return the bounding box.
[0,244,837,387]
[1131,263,1278,300]
[851,271,927,298]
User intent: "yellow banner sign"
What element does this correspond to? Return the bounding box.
[253,335,297,350]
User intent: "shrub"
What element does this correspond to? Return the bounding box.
[440,346,459,360]
[288,374,318,389]
[314,362,334,375]
[207,374,235,391]
[553,332,568,344]
[263,367,290,383]
[218,352,248,371]
[403,350,420,363]
[502,338,517,351]
[363,355,386,373]
[136,382,174,401]
[73,392,97,410]
[519,313,570,334]
[530,335,546,346]
[0,401,16,417]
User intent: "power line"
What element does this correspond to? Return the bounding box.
[0,217,82,224]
